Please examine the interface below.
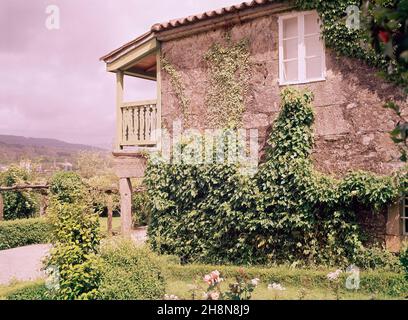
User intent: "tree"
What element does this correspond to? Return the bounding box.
[0,166,38,220]
[364,0,408,160]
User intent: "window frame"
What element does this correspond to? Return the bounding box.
[278,10,326,86]
[403,197,408,235]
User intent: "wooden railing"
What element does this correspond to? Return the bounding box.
[120,100,158,147]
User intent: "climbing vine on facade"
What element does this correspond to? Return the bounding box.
[204,36,251,129]
[161,57,190,124]
[295,0,408,159]
[145,88,401,266]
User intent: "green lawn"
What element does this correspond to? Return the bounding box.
[0,280,44,300]
[162,263,407,300]
[2,248,405,300]
[165,279,396,300]
[99,217,121,235]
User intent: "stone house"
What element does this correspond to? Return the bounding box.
[101,0,408,251]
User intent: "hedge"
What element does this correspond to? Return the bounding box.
[5,283,52,300]
[98,241,166,300]
[0,218,51,250]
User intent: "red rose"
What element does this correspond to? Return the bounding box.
[378,30,390,43]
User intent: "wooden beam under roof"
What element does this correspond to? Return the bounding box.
[107,38,158,72]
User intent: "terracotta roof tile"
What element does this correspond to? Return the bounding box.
[102,0,280,62]
[151,0,277,32]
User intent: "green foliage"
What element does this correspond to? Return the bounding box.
[204,36,251,128]
[356,246,403,272]
[0,166,38,220]
[295,0,389,79]
[295,1,408,160]
[132,191,151,227]
[166,263,408,298]
[98,240,166,300]
[400,242,408,278]
[6,283,52,300]
[87,174,120,219]
[224,269,258,300]
[0,218,51,250]
[48,171,85,203]
[146,88,400,266]
[46,172,102,300]
[146,162,258,264]
[75,151,114,179]
[161,57,190,124]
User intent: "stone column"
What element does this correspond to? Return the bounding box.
[386,201,402,252]
[119,178,133,236]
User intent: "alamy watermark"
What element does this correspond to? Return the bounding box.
[345,5,360,30]
[45,5,60,30]
[143,120,260,175]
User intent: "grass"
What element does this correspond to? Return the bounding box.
[165,278,396,300]
[162,262,407,300]
[99,217,121,235]
[0,280,44,300]
[2,249,406,300]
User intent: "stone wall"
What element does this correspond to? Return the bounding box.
[160,12,406,177]
[356,208,387,246]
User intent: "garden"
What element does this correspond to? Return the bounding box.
[1,0,408,301]
[0,87,407,301]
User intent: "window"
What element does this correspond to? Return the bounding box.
[403,197,408,235]
[278,11,326,85]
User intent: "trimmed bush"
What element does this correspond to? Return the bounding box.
[46,172,102,300]
[99,240,165,300]
[6,283,52,300]
[0,218,51,250]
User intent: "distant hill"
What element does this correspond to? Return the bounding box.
[0,135,107,165]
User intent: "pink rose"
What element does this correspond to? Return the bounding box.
[204,274,212,285]
[210,292,220,300]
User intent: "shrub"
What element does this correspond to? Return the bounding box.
[356,246,403,272]
[48,171,85,203]
[99,240,165,300]
[0,218,51,250]
[0,166,38,220]
[6,283,52,300]
[400,243,408,279]
[132,191,151,227]
[46,172,102,300]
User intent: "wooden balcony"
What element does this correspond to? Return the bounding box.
[118,100,159,147]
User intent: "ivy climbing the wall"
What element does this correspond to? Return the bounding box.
[204,36,251,129]
[295,0,408,159]
[145,88,400,266]
[295,0,391,83]
[161,57,190,124]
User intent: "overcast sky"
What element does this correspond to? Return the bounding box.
[0,0,240,148]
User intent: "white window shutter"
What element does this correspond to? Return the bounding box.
[279,11,326,85]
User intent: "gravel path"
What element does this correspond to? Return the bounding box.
[0,227,148,285]
[0,244,52,285]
